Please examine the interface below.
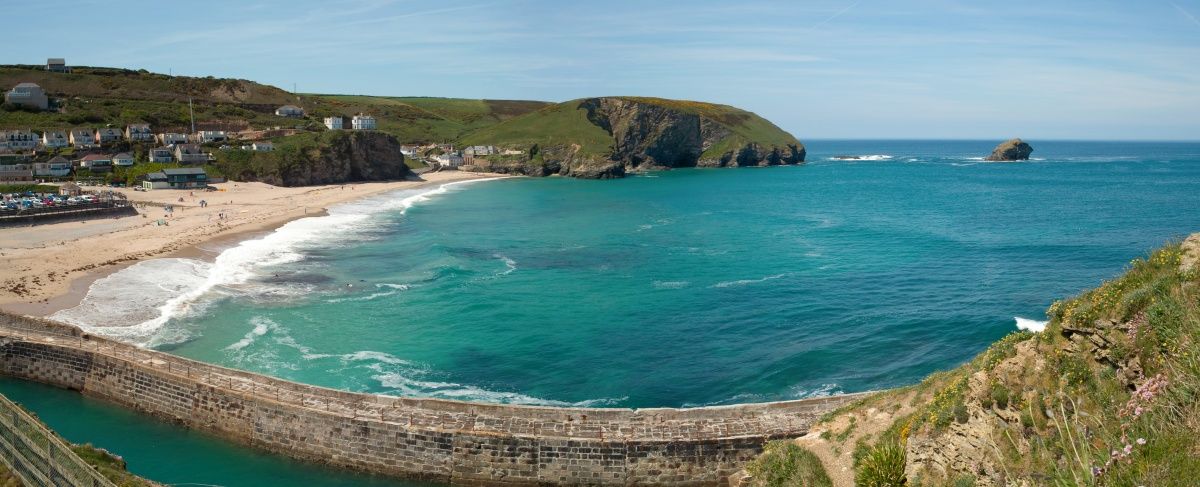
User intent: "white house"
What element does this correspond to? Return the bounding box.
[0,130,38,151]
[324,117,343,130]
[96,128,123,145]
[158,133,188,146]
[148,147,175,163]
[275,105,304,117]
[175,144,208,164]
[251,142,274,152]
[78,154,112,171]
[125,124,154,142]
[34,156,72,178]
[434,153,464,168]
[69,128,97,149]
[351,114,376,130]
[46,58,70,73]
[4,83,48,111]
[112,152,135,167]
[194,131,228,144]
[464,145,496,156]
[42,131,68,149]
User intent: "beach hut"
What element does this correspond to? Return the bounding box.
[59,182,81,196]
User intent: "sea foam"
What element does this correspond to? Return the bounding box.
[51,179,496,346]
[1015,316,1048,332]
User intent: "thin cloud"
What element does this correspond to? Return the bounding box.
[1170,2,1200,29]
[809,0,863,30]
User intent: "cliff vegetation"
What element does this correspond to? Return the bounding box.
[744,234,1200,486]
[458,96,805,178]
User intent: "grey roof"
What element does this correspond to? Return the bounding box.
[48,156,69,163]
[14,82,41,89]
[162,167,207,176]
[47,58,65,64]
[145,172,167,180]
[113,152,133,159]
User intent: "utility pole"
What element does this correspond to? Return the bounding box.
[189,97,196,135]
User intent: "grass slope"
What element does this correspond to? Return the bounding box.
[458,96,800,159]
[0,66,547,143]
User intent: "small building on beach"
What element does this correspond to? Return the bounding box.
[59,182,82,196]
[78,154,112,171]
[143,167,208,190]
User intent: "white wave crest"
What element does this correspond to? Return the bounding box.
[326,283,411,303]
[711,273,789,289]
[1015,316,1048,332]
[225,316,275,351]
[653,280,690,289]
[49,179,499,346]
[828,155,893,161]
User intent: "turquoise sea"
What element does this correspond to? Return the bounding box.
[16,140,1200,485]
[51,140,1200,409]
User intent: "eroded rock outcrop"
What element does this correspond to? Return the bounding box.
[465,97,805,178]
[984,138,1033,161]
[216,131,411,186]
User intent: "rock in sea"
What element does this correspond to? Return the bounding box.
[984,138,1033,161]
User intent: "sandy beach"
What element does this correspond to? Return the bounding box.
[0,171,506,315]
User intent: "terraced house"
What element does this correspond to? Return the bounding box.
[125,123,153,142]
[69,128,97,149]
[41,130,68,149]
[0,130,38,151]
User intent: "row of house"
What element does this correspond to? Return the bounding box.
[0,143,211,182]
[323,114,376,131]
[0,126,234,152]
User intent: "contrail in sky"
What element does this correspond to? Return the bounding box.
[810,0,863,30]
[1171,1,1200,28]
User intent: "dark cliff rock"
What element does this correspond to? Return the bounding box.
[463,97,804,179]
[214,131,411,186]
[984,138,1033,161]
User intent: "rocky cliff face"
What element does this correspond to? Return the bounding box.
[984,138,1034,161]
[467,97,804,179]
[220,131,411,186]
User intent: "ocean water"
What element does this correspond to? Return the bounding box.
[51,140,1200,409]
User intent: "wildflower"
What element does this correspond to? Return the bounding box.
[1136,438,1146,445]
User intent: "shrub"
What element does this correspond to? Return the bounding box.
[953,404,969,424]
[990,384,1010,410]
[855,441,907,487]
[746,441,832,487]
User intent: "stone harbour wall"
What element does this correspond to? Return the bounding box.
[0,311,866,486]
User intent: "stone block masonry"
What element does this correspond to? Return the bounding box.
[0,311,866,486]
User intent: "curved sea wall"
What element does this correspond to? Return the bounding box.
[0,311,864,486]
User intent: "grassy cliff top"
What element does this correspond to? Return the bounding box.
[459,96,800,157]
[0,66,547,143]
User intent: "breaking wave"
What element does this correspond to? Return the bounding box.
[50,179,499,347]
[711,273,789,289]
[1015,316,1048,332]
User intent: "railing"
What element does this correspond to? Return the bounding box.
[0,200,131,219]
[0,392,117,487]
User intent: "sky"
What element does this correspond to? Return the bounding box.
[5,0,1200,140]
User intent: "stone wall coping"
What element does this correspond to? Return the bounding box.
[0,310,870,440]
